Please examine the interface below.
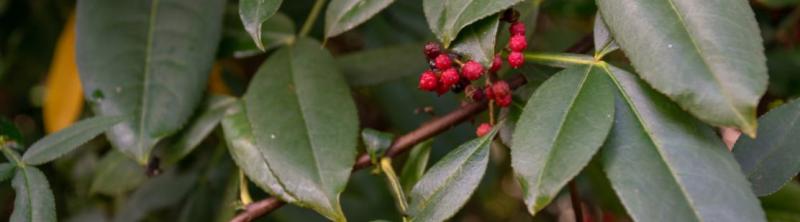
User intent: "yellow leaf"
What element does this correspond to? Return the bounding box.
[44,14,83,133]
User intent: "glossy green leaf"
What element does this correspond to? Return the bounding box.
[596,0,767,136]
[22,115,127,165]
[511,65,615,214]
[399,139,432,193]
[761,182,800,222]
[90,151,146,196]
[221,101,295,203]
[325,0,395,38]
[451,14,500,67]
[239,0,283,51]
[164,95,237,164]
[734,99,800,196]
[0,117,22,144]
[600,63,766,222]
[408,126,500,222]
[0,163,13,181]
[11,167,56,222]
[423,0,523,47]
[243,38,358,221]
[76,0,225,164]
[593,14,618,59]
[338,43,427,87]
[362,128,394,164]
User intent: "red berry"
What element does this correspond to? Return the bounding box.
[509,35,527,52]
[440,68,460,87]
[508,51,524,68]
[496,94,512,107]
[424,42,441,59]
[509,22,525,36]
[434,54,452,70]
[476,123,492,137]
[418,70,438,91]
[436,81,450,96]
[484,86,495,100]
[461,60,484,81]
[492,81,511,97]
[490,54,502,73]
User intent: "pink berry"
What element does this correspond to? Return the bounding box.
[461,60,484,81]
[440,68,460,87]
[509,35,527,52]
[490,54,502,73]
[508,51,524,68]
[476,123,492,137]
[424,42,441,60]
[418,70,438,91]
[434,54,452,70]
[509,22,525,36]
[484,86,495,100]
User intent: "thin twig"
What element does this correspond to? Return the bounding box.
[230,34,594,222]
[299,0,326,37]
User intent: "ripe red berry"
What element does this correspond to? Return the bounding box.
[440,68,460,87]
[476,123,492,137]
[495,94,512,107]
[509,35,527,52]
[434,54,452,70]
[418,70,438,91]
[508,51,524,68]
[462,60,484,81]
[436,81,450,96]
[490,54,502,73]
[509,21,525,36]
[424,42,441,59]
[484,86,495,100]
[466,86,485,101]
[492,80,511,98]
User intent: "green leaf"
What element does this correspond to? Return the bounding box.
[450,14,500,67]
[423,0,524,47]
[362,128,394,164]
[596,0,767,136]
[338,43,428,87]
[399,139,432,193]
[239,0,283,51]
[0,117,22,144]
[164,95,237,164]
[242,38,358,221]
[761,182,800,222]
[408,125,500,222]
[325,0,395,38]
[592,13,618,59]
[734,99,800,196]
[219,11,296,58]
[221,101,296,203]
[114,170,197,222]
[599,63,766,222]
[90,151,146,196]
[0,163,13,181]
[76,0,226,164]
[511,65,615,214]
[11,167,56,222]
[22,115,127,165]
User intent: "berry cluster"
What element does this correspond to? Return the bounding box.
[416,9,529,137]
[503,9,527,69]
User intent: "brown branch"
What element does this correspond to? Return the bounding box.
[568,181,584,222]
[231,34,594,222]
